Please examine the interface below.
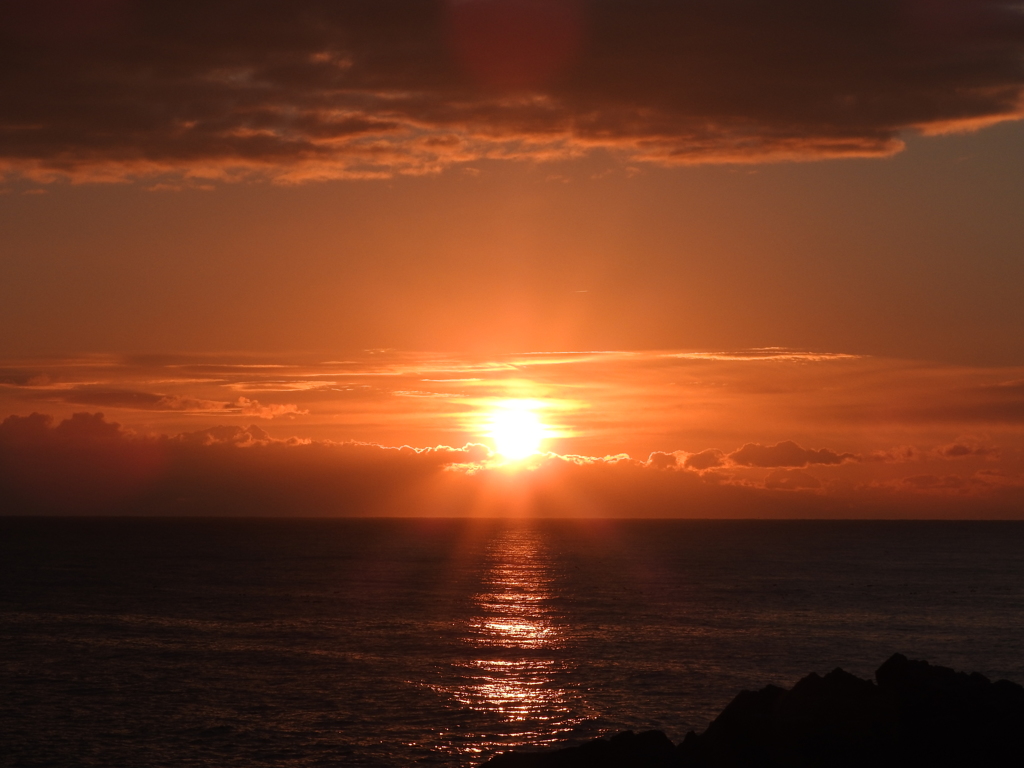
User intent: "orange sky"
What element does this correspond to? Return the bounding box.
[1,1,1023,517]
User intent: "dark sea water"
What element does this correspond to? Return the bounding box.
[2,518,1023,767]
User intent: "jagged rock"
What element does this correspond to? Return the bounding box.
[677,666,900,767]
[873,653,1024,767]
[479,655,1024,768]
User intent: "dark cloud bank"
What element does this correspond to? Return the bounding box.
[2,413,1020,518]
[2,0,1023,182]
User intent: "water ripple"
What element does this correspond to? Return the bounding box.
[433,527,587,761]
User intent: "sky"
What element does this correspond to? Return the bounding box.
[2,0,1024,517]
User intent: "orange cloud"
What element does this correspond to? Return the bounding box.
[646,451,680,470]
[728,441,857,468]
[16,383,306,419]
[683,449,726,471]
[936,443,998,459]
[234,397,308,419]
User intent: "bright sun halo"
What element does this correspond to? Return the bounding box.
[487,401,547,460]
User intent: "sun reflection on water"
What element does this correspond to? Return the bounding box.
[436,526,587,761]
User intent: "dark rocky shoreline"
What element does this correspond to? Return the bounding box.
[480,654,1024,767]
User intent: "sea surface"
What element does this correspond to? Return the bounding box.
[2,518,1024,767]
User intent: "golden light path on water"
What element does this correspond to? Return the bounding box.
[438,527,585,760]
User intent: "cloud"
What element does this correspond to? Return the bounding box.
[3,412,1021,518]
[235,397,308,418]
[645,449,728,471]
[863,446,922,463]
[728,440,857,468]
[864,443,1000,463]
[937,443,998,459]
[683,449,726,471]
[764,468,821,491]
[176,424,276,447]
[4,351,1024,468]
[0,412,494,515]
[646,451,679,470]
[34,386,306,419]
[0,412,168,510]
[667,349,861,362]
[2,1,1023,183]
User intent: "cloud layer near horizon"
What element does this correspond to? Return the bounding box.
[2,349,1024,458]
[2,0,1023,183]
[2,411,1021,518]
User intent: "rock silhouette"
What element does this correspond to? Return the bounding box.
[480,654,1024,767]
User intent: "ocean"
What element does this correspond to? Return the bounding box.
[2,518,1023,767]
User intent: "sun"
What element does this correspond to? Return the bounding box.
[486,400,549,460]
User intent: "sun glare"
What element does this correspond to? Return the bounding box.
[487,400,548,460]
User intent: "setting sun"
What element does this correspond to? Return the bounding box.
[486,400,549,460]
